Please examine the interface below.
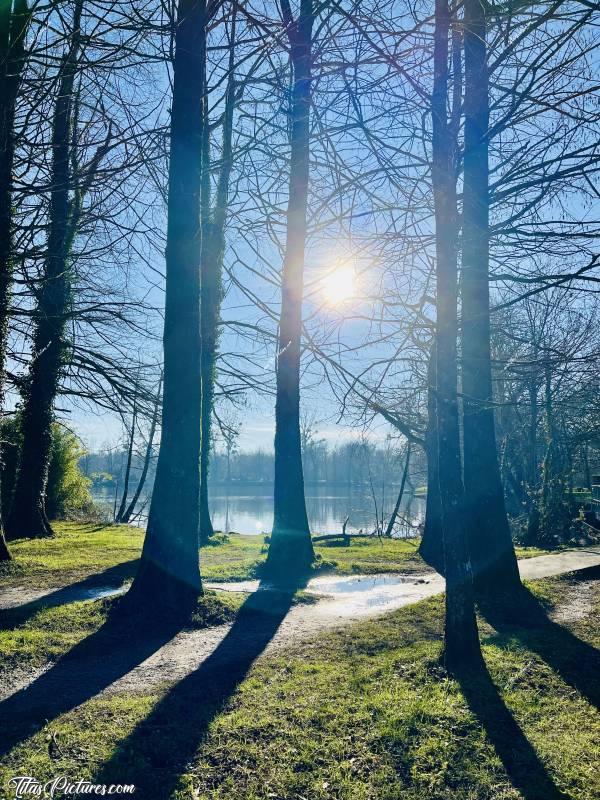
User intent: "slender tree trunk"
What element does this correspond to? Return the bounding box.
[127,0,206,612]
[525,370,540,543]
[224,443,231,533]
[120,374,162,524]
[461,0,520,594]
[419,340,444,570]
[538,360,570,545]
[0,0,29,558]
[115,399,138,523]
[432,0,481,672]
[199,11,236,544]
[384,442,412,538]
[267,0,315,579]
[7,0,82,541]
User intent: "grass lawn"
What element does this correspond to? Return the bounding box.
[0,568,598,799]
[0,522,556,592]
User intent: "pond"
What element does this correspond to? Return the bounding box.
[92,482,426,536]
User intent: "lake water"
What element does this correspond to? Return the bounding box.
[93,482,425,537]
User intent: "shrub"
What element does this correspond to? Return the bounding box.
[46,425,94,519]
[0,415,94,520]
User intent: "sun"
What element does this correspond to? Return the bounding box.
[321,265,356,305]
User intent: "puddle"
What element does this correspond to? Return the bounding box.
[304,573,444,618]
[204,572,444,618]
[307,574,429,595]
[205,580,260,594]
[77,585,128,601]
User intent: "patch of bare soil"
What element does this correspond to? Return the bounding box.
[551,579,597,623]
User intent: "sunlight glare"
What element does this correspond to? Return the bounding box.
[321,265,356,305]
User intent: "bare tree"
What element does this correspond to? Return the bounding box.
[119,372,162,525]
[432,0,481,670]
[267,0,316,579]
[461,0,521,594]
[127,0,207,612]
[115,394,138,524]
[199,3,238,544]
[0,0,30,559]
[7,0,85,540]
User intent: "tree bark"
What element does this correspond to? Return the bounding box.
[432,0,481,672]
[461,0,521,594]
[0,0,29,558]
[126,0,205,612]
[7,0,82,541]
[267,0,315,580]
[199,10,236,544]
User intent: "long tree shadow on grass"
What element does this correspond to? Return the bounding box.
[0,593,184,757]
[455,659,570,800]
[93,580,301,798]
[0,559,138,630]
[480,565,600,713]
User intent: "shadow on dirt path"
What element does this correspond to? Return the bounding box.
[0,599,180,757]
[93,582,300,797]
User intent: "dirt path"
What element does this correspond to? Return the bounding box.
[1,547,599,706]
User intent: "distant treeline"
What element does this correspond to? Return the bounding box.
[81,438,424,492]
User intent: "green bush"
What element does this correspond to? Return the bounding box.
[0,415,94,521]
[46,426,94,519]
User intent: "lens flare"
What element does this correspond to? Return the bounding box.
[321,266,355,305]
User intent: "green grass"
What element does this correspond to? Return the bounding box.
[0,523,143,588]
[513,544,557,559]
[0,522,563,593]
[313,535,426,575]
[1,571,598,799]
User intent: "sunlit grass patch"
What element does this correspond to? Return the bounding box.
[0,522,143,588]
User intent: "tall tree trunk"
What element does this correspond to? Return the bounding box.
[267,0,315,579]
[120,374,162,525]
[115,399,138,523]
[419,340,444,570]
[461,0,520,594]
[432,0,481,671]
[0,0,29,558]
[7,0,82,541]
[127,0,206,612]
[199,9,236,544]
